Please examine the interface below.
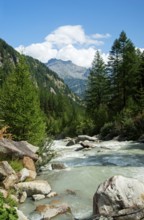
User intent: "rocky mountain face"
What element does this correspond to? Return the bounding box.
[0,39,78,103]
[46,58,90,97]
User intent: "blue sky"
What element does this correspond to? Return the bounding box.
[0,0,143,67]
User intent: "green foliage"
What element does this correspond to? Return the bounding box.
[108,31,140,114]
[100,122,115,138]
[93,104,109,133]
[36,138,56,170]
[84,31,144,139]
[9,159,23,172]
[0,192,18,220]
[75,117,95,136]
[85,51,109,115]
[85,51,110,134]
[0,56,46,145]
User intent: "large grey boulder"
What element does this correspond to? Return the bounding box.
[0,138,38,160]
[93,175,144,220]
[15,180,51,196]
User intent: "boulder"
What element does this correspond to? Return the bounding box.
[93,175,144,220]
[35,202,71,219]
[19,168,37,182]
[23,156,36,171]
[32,194,45,201]
[15,180,51,196]
[20,141,39,153]
[0,161,15,181]
[28,170,37,180]
[19,168,29,181]
[77,135,98,142]
[0,138,38,160]
[80,141,95,149]
[19,191,27,203]
[66,139,75,146]
[15,208,29,220]
[51,163,66,170]
[3,173,18,189]
[46,191,57,198]
[138,134,144,143]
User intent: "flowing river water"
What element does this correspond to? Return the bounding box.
[19,139,144,220]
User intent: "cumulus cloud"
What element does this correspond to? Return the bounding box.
[139,48,144,52]
[15,25,110,67]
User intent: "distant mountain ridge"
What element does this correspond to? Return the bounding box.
[46,58,90,97]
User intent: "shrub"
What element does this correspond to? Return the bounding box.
[100,122,114,137]
[9,159,23,172]
[0,192,18,220]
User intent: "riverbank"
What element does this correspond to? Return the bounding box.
[19,136,144,219]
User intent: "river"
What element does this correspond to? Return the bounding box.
[19,139,144,220]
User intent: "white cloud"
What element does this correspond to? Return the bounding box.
[15,25,110,67]
[57,44,96,67]
[139,48,144,52]
[92,33,111,39]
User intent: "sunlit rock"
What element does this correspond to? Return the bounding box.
[15,180,51,196]
[93,175,144,220]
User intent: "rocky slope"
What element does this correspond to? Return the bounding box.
[46,58,90,97]
[0,39,78,103]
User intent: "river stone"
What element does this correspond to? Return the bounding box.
[19,191,27,203]
[32,194,45,201]
[15,180,51,196]
[77,135,98,142]
[19,168,29,181]
[19,168,37,181]
[66,139,75,146]
[93,175,144,219]
[46,191,57,198]
[23,156,36,171]
[15,208,29,220]
[80,141,95,148]
[35,203,71,219]
[0,161,15,181]
[51,163,66,170]
[3,173,18,189]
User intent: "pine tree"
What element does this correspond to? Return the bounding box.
[85,51,109,132]
[108,31,140,114]
[85,51,109,117]
[0,56,46,145]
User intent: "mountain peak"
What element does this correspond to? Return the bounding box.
[46,58,89,79]
[46,58,90,97]
[47,58,72,66]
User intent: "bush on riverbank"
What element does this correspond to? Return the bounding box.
[100,111,144,141]
[0,192,18,220]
